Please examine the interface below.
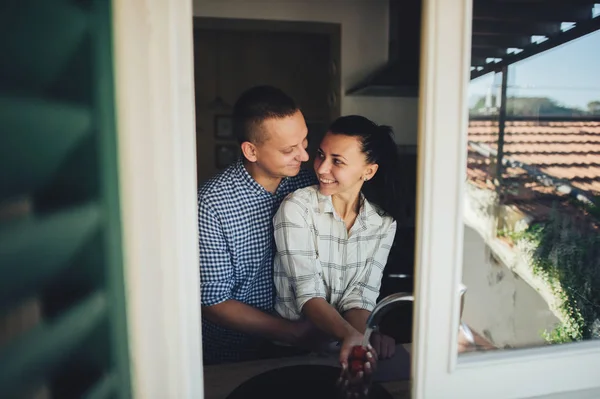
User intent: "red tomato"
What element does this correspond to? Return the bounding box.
[350,345,367,360]
[350,360,364,373]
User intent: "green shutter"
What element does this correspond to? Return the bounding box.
[0,1,131,398]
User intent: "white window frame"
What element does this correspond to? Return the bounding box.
[109,0,600,398]
[412,0,600,398]
[112,0,203,398]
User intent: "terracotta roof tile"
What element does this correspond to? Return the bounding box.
[467,121,600,196]
[466,120,600,227]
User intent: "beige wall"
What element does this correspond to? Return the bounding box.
[193,0,419,145]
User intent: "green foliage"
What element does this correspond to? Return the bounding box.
[542,321,583,344]
[588,101,600,114]
[514,207,600,344]
[586,199,600,220]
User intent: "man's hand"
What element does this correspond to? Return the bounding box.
[202,300,309,345]
[290,318,330,351]
[290,318,313,342]
[369,332,396,359]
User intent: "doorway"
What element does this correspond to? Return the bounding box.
[193,14,420,399]
[193,18,341,184]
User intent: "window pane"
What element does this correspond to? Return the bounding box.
[460,21,600,354]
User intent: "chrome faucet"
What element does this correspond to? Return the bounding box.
[366,289,476,346]
[366,292,414,330]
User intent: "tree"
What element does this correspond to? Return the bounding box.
[588,101,600,115]
[470,96,585,117]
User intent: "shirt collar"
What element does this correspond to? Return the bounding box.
[315,188,383,227]
[234,158,288,197]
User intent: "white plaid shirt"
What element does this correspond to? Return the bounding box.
[198,159,315,364]
[273,185,397,320]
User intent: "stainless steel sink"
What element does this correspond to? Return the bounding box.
[226,364,394,399]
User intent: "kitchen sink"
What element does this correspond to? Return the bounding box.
[225,364,393,399]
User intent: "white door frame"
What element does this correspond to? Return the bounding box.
[112,0,203,398]
[412,0,600,398]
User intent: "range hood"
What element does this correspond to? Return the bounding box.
[346,0,422,97]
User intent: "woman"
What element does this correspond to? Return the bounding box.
[273,115,401,369]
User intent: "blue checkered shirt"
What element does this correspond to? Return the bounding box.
[198,158,316,364]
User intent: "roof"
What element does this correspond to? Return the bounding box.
[470,1,600,78]
[466,119,600,225]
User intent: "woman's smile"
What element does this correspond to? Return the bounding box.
[319,176,337,184]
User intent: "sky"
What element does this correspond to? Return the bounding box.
[469,26,600,110]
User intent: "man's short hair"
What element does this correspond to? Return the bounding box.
[232,85,299,145]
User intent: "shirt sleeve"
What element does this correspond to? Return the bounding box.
[273,196,326,314]
[198,197,234,306]
[338,220,398,313]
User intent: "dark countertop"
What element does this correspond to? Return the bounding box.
[203,326,496,399]
[203,344,413,399]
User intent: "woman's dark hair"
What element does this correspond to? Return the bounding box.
[328,115,401,222]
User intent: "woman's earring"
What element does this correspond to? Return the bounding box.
[364,177,368,182]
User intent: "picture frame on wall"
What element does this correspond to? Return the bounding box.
[214,115,234,139]
[215,144,239,169]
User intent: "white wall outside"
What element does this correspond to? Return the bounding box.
[461,224,561,349]
[461,183,562,349]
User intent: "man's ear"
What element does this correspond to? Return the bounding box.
[240,141,258,163]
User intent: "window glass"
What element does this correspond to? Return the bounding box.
[460,18,600,354]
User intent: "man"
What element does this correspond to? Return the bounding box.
[198,85,317,364]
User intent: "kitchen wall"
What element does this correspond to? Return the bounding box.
[193,28,333,182]
[193,0,419,146]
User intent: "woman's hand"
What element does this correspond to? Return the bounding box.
[337,331,379,398]
[369,332,396,359]
[339,330,365,367]
[337,342,378,398]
